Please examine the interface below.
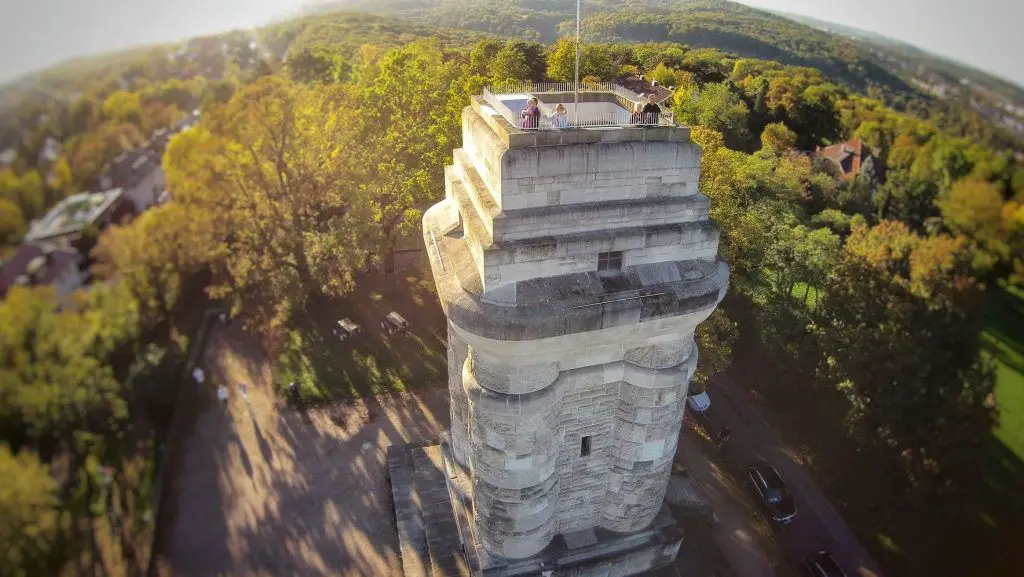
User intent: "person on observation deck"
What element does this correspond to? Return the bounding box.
[640,94,661,125]
[520,97,541,129]
[552,103,569,129]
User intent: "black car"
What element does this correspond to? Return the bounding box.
[800,550,846,577]
[745,462,797,524]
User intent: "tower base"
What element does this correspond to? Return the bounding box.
[387,435,683,577]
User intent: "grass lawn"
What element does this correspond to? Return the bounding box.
[983,282,1024,459]
[274,257,450,403]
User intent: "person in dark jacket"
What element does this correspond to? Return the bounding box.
[520,97,541,129]
[640,94,661,125]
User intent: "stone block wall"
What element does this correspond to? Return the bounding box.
[447,316,705,559]
[431,100,727,562]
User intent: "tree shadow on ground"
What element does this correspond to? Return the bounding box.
[275,258,448,404]
[152,317,452,577]
[726,300,1024,577]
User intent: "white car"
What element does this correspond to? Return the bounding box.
[686,390,711,413]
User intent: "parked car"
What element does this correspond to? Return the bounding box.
[800,551,846,577]
[745,462,797,524]
[381,311,410,337]
[686,390,711,413]
[334,318,362,341]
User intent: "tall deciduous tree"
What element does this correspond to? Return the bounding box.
[675,83,751,150]
[92,203,213,332]
[164,74,371,330]
[352,41,477,270]
[814,221,995,496]
[489,43,530,82]
[759,122,797,154]
[0,199,26,246]
[0,284,137,449]
[0,444,63,577]
[546,38,617,82]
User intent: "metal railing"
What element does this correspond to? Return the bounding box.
[482,85,675,130]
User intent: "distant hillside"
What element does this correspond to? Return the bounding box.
[304,0,912,93]
[771,9,1024,103]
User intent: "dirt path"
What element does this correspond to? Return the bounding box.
[155,327,450,577]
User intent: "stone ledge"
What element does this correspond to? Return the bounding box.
[441,437,684,577]
[422,215,728,341]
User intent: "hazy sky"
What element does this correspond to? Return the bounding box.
[0,0,1021,88]
[736,0,1024,88]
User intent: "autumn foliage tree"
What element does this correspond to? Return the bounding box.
[813,221,995,498]
[163,74,372,330]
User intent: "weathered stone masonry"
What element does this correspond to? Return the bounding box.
[423,96,728,566]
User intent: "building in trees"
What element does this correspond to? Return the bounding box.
[390,86,728,575]
[23,188,126,247]
[815,137,885,182]
[98,149,165,213]
[0,244,84,299]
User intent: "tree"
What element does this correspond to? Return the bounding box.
[937,178,1015,275]
[650,63,693,90]
[489,43,531,82]
[0,199,26,246]
[546,38,618,82]
[0,284,136,449]
[759,122,797,153]
[692,308,738,392]
[675,83,751,150]
[0,445,63,577]
[470,40,503,76]
[101,90,142,124]
[163,74,371,330]
[0,170,44,221]
[68,122,143,187]
[287,46,349,84]
[92,203,213,332]
[352,41,475,272]
[813,221,995,497]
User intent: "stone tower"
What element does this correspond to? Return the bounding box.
[414,86,728,576]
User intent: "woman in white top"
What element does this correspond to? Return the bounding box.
[552,103,569,129]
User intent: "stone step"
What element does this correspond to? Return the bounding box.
[388,445,432,577]
[412,445,472,577]
[452,149,502,222]
[447,168,495,249]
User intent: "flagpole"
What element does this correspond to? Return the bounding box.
[573,0,581,126]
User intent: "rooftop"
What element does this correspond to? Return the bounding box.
[0,244,79,297]
[481,81,677,139]
[25,188,123,243]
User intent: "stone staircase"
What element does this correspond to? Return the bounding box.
[388,442,471,577]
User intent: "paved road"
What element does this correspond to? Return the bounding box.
[695,377,883,577]
[153,327,452,577]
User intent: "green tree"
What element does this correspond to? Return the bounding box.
[675,83,751,150]
[101,90,142,124]
[546,38,617,82]
[937,178,1015,274]
[0,284,136,448]
[759,122,797,154]
[692,308,738,392]
[352,41,474,271]
[0,170,44,221]
[163,75,371,330]
[489,43,530,82]
[0,445,63,577]
[0,199,26,246]
[814,221,995,497]
[92,203,213,333]
[287,46,349,84]
[469,40,502,76]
